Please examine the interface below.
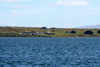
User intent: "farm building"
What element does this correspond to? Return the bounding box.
[65,30,71,33]
[19,31,38,35]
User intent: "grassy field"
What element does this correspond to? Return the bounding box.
[0,27,100,37]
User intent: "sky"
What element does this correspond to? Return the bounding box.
[0,0,100,28]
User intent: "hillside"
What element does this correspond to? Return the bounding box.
[0,27,100,37]
[79,24,100,29]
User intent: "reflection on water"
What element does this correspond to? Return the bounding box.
[0,37,100,67]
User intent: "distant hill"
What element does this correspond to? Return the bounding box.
[0,27,100,37]
[78,24,100,29]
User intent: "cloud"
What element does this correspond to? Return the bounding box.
[56,0,88,6]
[0,12,2,14]
[9,4,34,8]
[0,11,3,15]
[0,0,31,2]
[12,10,18,14]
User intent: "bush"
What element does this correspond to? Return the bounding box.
[42,27,47,29]
[51,30,55,32]
[71,31,76,34]
[84,30,93,35]
[97,30,100,34]
[50,27,56,29]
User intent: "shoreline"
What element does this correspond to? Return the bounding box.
[0,27,100,37]
[0,35,100,38]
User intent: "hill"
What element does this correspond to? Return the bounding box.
[0,27,100,37]
[79,24,100,29]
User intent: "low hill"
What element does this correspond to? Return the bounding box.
[79,24,100,29]
[0,27,100,37]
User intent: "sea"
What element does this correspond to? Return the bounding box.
[0,37,100,67]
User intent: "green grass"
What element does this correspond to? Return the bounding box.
[0,27,100,37]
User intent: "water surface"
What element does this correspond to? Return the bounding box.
[0,37,100,67]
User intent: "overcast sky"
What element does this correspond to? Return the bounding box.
[0,0,100,28]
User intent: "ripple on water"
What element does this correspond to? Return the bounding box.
[0,38,100,67]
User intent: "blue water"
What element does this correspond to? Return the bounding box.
[0,37,100,67]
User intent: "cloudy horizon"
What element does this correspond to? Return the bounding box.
[0,0,100,28]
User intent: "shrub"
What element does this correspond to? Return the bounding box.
[97,30,100,34]
[42,27,47,29]
[71,31,76,34]
[84,30,93,35]
[50,27,56,29]
[51,30,55,32]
